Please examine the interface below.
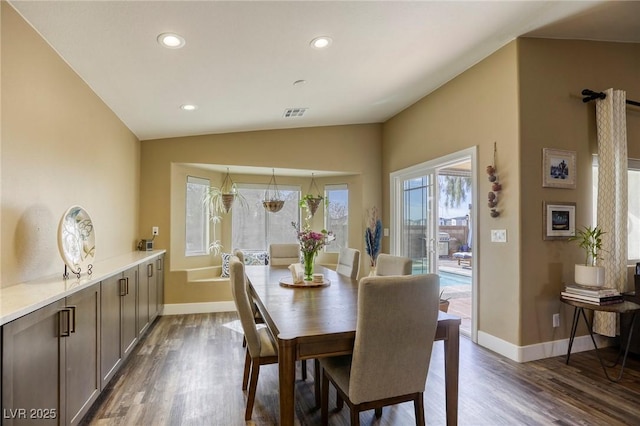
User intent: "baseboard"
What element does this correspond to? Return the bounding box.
[477,330,614,363]
[162,301,236,315]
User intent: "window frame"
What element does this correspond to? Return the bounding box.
[184,175,210,257]
[324,184,349,253]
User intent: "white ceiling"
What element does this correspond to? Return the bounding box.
[8,1,640,142]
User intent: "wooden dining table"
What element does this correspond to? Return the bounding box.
[245,264,461,426]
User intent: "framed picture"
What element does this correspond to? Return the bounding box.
[543,202,576,240]
[542,148,576,189]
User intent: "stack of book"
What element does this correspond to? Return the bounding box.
[561,284,623,305]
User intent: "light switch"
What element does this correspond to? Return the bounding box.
[491,229,507,243]
[383,228,389,237]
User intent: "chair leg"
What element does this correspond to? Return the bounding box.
[301,359,308,380]
[242,335,247,347]
[321,370,330,425]
[375,407,383,418]
[350,407,360,426]
[336,393,344,410]
[414,393,425,426]
[242,350,251,390]
[245,361,260,421]
[314,359,321,408]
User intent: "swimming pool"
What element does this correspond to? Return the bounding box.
[439,270,471,287]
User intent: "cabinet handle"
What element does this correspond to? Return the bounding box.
[59,308,71,337]
[147,263,153,278]
[126,277,130,295]
[68,305,77,333]
[119,278,127,296]
[157,258,163,271]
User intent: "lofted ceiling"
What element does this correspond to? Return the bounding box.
[8,1,640,142]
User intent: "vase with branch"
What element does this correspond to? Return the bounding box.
[365,207,382,274]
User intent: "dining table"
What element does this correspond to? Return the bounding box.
[245,264,461,426]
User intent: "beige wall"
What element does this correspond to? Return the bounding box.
[383,42,521,344]
[140,125,382,305]
[1,3,140,287]
[518,38,640,346]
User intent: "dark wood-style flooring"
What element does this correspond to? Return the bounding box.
[82,313,640,425]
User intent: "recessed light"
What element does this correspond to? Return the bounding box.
[158,32,185,49]
[310,36,332,49]
[180,104,198,111]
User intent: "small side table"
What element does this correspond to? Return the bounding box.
[561,297,640,382]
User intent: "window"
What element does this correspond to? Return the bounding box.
[592,157,640,262]
[232,184,300,251]
[185,176,210,256]
[325,184,348,252]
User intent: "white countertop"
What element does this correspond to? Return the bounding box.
[0,250,166,326]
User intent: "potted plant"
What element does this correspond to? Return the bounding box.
[439,290,451,312]
[299,193,323,216]
[569,225,605,287]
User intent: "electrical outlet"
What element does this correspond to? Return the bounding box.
[553,313,560,328]
[384,228,389,237]
[490,229,507,243]
[152,226,159,236]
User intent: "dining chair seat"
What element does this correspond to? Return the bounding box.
[321,273,440,425]
[230,256,279,421]
[336,247,360,280]
[375,253,412,276]
[269,243,300,266]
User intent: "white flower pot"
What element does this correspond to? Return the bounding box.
[574,264,605,287]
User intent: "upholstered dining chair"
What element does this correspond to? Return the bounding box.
[336,247,360,280]
[375,253,412,276]
[229,256,278,421]
[320,273,440,426]
[268,243,300,266]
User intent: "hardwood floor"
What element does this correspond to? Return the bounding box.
[82,312,640,425]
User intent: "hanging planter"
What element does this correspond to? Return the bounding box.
[263,169,285,213]
[300,173,324,217]
[220,168,238,213]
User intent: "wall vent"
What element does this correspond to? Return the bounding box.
[283,108,308,118]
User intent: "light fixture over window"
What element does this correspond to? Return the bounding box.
[157,32,186,49]
[310,36,332,49]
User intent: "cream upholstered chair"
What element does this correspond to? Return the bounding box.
[229,256,278,421]
[268,243,300,266]
[320,274,440,426]
[336,247,360,280]
[375,253,412,276]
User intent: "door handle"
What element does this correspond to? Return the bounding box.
[147,263,153,278]
[119,278,127,296]
[67,305,77,333]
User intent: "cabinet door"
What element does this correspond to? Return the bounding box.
[148,258,159,322]
[65,285,101,425]
[2,299,65,425]
[100,274,123,388]
[137,262,150,335]
[156,254,165,315]
[122,266,138,358]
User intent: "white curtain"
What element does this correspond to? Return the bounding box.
[594,88,628,337]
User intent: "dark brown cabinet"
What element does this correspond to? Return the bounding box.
[2,252,164,425]
[100,266,138,388]
[2,284,101,426]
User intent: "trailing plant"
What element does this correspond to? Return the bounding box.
[201,185,247,256]
[569,225,605,267]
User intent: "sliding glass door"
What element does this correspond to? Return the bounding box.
[400,173,436,274]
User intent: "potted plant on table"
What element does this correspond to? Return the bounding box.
[569,225,606,287]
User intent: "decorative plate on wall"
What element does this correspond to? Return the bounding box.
[58,205,95,274]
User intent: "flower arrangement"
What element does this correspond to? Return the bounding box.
[292,221,334,280]
[365,206,382,267]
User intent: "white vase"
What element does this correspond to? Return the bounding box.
[574,264,605,287]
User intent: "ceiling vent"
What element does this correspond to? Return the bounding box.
[283,108,307,118]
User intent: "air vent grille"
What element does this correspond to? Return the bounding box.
[283,108,307,118]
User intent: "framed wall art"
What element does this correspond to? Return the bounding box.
[543,201,576,240]
[542,148,576,189]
